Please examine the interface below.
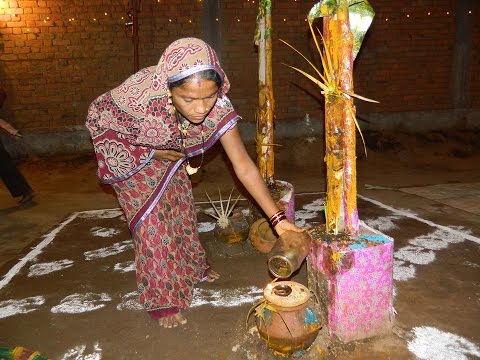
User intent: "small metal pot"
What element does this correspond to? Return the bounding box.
[267,230,312,278]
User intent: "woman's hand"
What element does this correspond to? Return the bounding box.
[274,219,305,237]
[152,149,185,162]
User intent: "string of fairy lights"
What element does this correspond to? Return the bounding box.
[0,0,474,33]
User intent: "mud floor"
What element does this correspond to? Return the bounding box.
[0,130,479,360]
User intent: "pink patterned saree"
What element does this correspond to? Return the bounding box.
[85,38,239,318]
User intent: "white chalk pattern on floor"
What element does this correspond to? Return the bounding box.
[359,195,480,245]
[362,214,402,232]
[51,293,112,314]
[294,198,325,227]
[116,286,264,310]
[113,260,135,273]
[84,239,133,261]
[361,197,478,282]
[0,295,45,319]
[408,326,480,360]
[90,226,121,237]
[191,286,263,308]
[393,227,467,282]
[61,343,102,360]
[78,209,123,219]
[28,259,74,277]
[116,291,143,311]
[0,212,80,290]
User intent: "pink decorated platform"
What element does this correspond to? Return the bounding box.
[307,222,394,342]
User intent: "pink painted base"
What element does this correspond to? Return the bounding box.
[307,222,394,342]
[274,180,295,222]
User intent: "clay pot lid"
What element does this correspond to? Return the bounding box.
[263,281,310,308]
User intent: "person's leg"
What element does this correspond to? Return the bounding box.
[0,140,33,202]
[133,168,219,328]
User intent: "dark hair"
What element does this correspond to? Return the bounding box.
[168,69,222,89]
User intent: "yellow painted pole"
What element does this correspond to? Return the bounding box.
[323,0,358,234]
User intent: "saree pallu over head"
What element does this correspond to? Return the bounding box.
[86,38,240,233]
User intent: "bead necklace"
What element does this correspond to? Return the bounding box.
[175,111,205,176]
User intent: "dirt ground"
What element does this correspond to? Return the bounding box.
[0,129,479,359]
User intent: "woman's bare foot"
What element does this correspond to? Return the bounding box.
[158,313,187,328]
[206,269,220,282]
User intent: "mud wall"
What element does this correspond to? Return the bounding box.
[0,0,479,156]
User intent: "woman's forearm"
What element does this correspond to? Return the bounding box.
[219,126,282,219]
[234,161,280,219]
[221,127,303,235]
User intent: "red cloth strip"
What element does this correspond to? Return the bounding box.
[148,307,179,320]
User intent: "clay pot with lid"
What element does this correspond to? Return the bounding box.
[249,217,278,253]
[255,281,321,357]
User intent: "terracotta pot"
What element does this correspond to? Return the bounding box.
[249,180,296,253]
[249,217,278,253]
[213,209,250,244]
[255,281,321,357]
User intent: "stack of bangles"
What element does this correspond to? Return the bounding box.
[269,210,287,228]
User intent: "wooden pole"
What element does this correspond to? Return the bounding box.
[126,0,140,72]
[323,0,358,234]
[256,0,275,186]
